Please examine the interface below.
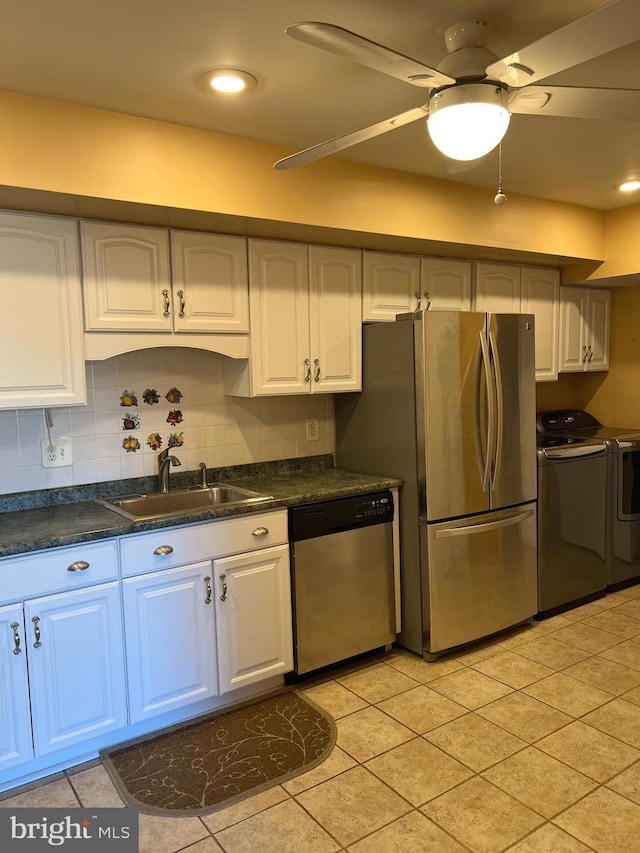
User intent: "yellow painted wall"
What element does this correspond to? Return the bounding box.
[0,91,605,263]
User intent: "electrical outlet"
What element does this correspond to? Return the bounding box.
[305,418,320,442]
[41,437,73,468]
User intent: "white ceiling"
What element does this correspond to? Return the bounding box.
[1,0,639,210]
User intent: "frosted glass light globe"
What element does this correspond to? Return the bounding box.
[428,84,510,161]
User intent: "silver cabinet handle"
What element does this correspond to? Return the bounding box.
[423,292,431,310]
[219,573,228,602]
[583,344,588,362]
[10,622,21,655]
[153,545,174,556]
[204,575,212,605]
[314,358,321,382]
[162,288,171,317]
[67,560,89,572]
[588,344,594,361]
[304,358,311,382]
[252,526,269,537]
[415,292,421,311]
[32,615,42,649]
[177,289,186,318]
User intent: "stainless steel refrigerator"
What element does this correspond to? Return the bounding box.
[335,311,537,659]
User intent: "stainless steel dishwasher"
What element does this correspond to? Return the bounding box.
[288,491,395,675]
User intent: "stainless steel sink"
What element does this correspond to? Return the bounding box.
[96,483,273,521]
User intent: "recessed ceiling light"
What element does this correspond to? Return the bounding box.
[619,180,640,192]
[199,69,257,94]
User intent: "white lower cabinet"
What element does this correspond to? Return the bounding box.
[0,605,33,771]
[0,582,127,772]
[1,511,293,788]
[214,544,293,693]
[120,511,292,722]
[122,561,218,724]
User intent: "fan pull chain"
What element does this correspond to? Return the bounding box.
[495,91,507,205]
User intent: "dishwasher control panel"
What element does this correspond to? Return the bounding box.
[359,494,392,519]
[288,490,394,542]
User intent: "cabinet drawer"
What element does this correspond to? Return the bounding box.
[120,510,288,577]
[0,540,119,604]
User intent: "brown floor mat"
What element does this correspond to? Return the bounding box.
[100,690,336,816]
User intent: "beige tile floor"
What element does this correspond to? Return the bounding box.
[4,583,640,852]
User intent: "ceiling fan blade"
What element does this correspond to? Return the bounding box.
[509,85,640,121]
[286,22,455,89]
[274,106,429,170]
[486,0,640,87]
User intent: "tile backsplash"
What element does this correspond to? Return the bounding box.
[0,348,335,495]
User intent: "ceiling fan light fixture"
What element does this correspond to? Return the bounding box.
[200,69,257,94]
[427,84,510,161]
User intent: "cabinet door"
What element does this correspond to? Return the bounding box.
[521,266,560,382]
[24,583,127,757]
[363,252,421,321]
[247,240,310,394]
[309,246,362,393]
[122,562,218,723]
[0,212,86,408]
[559,287,588,372]
[170,231,249,333]
[214,544,293,694]
[81,221,172,331]
[474,262,521,313]
[586,290,610,371]
[0,605,33,770]
[421,258,471,311]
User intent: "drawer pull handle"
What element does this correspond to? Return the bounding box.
[252,527,269,537]
[219,573,228,602]
[10,622,21,655]
[154,545,174,556]
[304,358,311,382]
[32,616,42,649]
[177,289,186,318]
[67,560,90,572]
[314,358,321,382]
[204,575,212,605]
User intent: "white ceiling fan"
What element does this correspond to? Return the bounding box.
[274,0,640,170]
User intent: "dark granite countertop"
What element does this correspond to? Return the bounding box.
[0,456,402,558]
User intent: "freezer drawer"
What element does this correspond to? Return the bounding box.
[422,502,537,655]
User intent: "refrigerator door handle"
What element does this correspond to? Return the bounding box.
[488,329,504,490]
[475,331,495,493]
[434,508,535,538]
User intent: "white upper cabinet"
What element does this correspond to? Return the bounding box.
[224,240,362,396]
[559,286,610,372]
[363,252,471,320]
[520,266,560,382]
[81,221,248,335]
[170,231,248,333]
[0,212,86,409]
[81,221,172,332]
[308,245,362,393]
[421,257,472,312]
[474,262,560,382]
[474,262,521,313]
[363,252,421,320]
